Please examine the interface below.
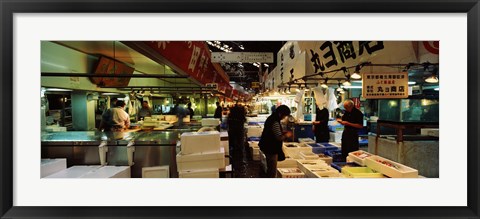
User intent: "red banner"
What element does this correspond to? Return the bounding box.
[142,41,231,89]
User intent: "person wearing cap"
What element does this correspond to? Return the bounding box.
[336,99,364,161]
[259,105,293,178]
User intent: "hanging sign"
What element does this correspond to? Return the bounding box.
[362,72,409,99]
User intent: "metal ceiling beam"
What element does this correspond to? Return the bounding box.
[41,72,189,78]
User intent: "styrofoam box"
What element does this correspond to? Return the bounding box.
[252,147,260,155]
[221,140,229,155]
[247,126,263,138]
[176,148,225,172]
[348,150,374,166]
[309,167,341,178]
[220,131,229,141]
[317,154,333,165]
[164,115,178,122]
[283,143,312,158]
[298,138,315,144]
[248,141,259,148]
[277,159,298,168]
[365,155,419,178]
[180,131,220,155]
[329,131,343,143]
[201,118,221,127]
[41,158,67,178]
[299,151,320,160]
[179,168,219,178]
[45,166,101,178]
[420,128,439,137]
[142,165,170,178]
[341,167,385,178]
[81,166,131,178]
[296,160,329,175]
[277,168,305,178]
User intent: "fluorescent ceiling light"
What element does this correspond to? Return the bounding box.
[102,93,120,96]
[342,86,362,89]
[408,81,416,85]
[46,88,73,92]
[351,72,362,79]
[434,87,439,91]
[425,75,439,83]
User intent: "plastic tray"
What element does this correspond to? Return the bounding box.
[341,167,385,178]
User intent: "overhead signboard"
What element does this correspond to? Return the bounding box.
[206,83,218,91]
[211,52,274,63]
[362,72,409,99]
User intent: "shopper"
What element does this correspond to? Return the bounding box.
[137,100,153,121]
[214,102,223,121]
[259,105,292,178]
[227,105,247,177]
[99,100,130,132]
[336,99,364,161]
[313,104,330,143]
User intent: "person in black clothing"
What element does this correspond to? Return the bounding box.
[313,105,330,143]
[337,99,364,161]
[214,102,222,121]
[259,105,292,178]
[227,105,247,177]
[187,102,194,119]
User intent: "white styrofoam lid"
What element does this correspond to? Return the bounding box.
[181,131,220,137]
[177,148,224,162]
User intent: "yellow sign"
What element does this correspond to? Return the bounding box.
[251,82,260,88]
[362,72,409,99]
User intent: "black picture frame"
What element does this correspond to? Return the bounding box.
[1,0,479,218]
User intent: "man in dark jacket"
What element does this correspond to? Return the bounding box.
[259,105,292,178]
[214,102,223,121]
[227,105,247,177]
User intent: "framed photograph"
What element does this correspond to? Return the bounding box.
[1,0,479,218]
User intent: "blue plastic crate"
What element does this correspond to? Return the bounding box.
[248,122,259,125]
[328,124,344,132]
[330,162,359,172]
[304,114,312,121]
[247,137,261,141]
[326,150,344,162]
[308,143,339,154]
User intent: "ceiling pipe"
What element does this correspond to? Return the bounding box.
[41,72,189,78]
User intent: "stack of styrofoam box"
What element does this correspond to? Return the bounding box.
[348,150,374,166]
[220,131,229,165]
[41,158,67,178]
[283,142,312,159]
[177,131,224,178]
[142,166,170,178]
[277,158,298,168]
[201,118,221,127]
[248,141,261,161]
[420,128,439,137]
[277,168,305,178]
[365,155,418,178]
[298,138,316,144]
[45,166,131,178]
[247,125,263,138]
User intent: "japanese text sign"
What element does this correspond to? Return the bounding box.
[362,72,409,99]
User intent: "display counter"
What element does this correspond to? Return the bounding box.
[41,128,201,178]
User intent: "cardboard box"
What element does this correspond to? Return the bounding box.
[176,148,225,172]
[277,159,298,168]
[180,131,220,154]
[41,158,67,178]
[365,155,418,178]
[142,166,170,178]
